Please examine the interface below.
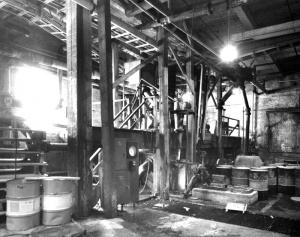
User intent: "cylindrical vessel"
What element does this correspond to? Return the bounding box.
[216,165,232,186]
[6,179,40,231]
[232,167,249,187]
[42,179,74,225]
[249,168,269,200]
[262,165,277,194]
[278,166,295,195]
[295,167,300,196]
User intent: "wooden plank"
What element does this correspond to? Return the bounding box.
[97,0,117,218]
[231,20,300,42]
[66,0,93,217]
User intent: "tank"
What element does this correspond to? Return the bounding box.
[6,179,40,231]
[232,167,249,187]
[42,178,74,225]
[249,168,268,200]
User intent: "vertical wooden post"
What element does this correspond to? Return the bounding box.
[154,26,170,200]
[66,0,92,217]
[217,76,223,159]
[186,50,195,163]
[97,0,117,217]
[112,42,119,126]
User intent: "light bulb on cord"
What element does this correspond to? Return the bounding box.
[219,43,238,63]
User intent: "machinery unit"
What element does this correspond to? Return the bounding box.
[114,138,139,204]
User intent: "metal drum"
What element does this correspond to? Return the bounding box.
[232,167,249,187]
[6,179,40,231]
[42,178,74,225]
[249,168,269,200]
[295,167,300,196]
[278,166,295,195]
[261,165,278,194]
[216,165,232,186]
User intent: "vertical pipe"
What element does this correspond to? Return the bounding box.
[196,64,204,142]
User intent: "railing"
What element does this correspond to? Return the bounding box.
[222,116,240,136]
[113,79,175,130]
[89,147,102,187]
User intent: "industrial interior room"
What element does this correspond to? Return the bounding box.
[0,0,299,236]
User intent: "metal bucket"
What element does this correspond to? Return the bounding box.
[295,167,300,196]
[278,166,295,195]
[261,165,278,194]
[249,168,268,200]
[216,165,232,186]
[6,179,40,231]
[42,178,74,225]
[232,167,249,187]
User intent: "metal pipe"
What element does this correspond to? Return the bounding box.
[196,64,204,142]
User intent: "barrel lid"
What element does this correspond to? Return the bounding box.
[277,165,296,169]
[217,165,232,168]
[232,166,250,170]
[250,168,268,172]
[25,176,80,181]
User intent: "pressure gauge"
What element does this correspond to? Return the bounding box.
[128,146,137,157]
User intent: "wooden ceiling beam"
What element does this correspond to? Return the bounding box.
[233,4,255,30]
[231,19,300,42]
[126,0,168,16]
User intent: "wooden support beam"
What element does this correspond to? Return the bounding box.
[113,52,159,88]
[185,46,196,164]
[154,27,170,200]
[221,86,234,104]
[234,5,255,30]
[217,76,223,159]
[241,85,251,155]
[66,0,92,217]
[110,15,158,49]
[231,19,300,42]
[112,42,119,126]
[140,4,211,29]
[126,0,168,16]
[97,0,117,218]
[168,46,194,94]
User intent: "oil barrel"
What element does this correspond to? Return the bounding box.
[249,168,269,200]
[232,167,249,187]
[42,178,74,225]
[6,179,40,231]
[261,165,278,194]
[216,165,232,186]
[278,166,295,195]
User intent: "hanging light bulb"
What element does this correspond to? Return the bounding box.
[219,44,239,63]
